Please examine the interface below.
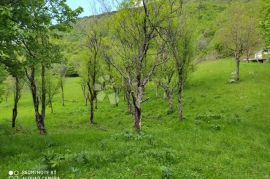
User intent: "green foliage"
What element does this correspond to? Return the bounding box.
[214,2,262,58]
[261,0,270,46]
[0,65,7,102]
[161,166,173,179]
[42,150,65,169]
[65,62,79,77]
[3,76,14,102]
[0,0,269,178]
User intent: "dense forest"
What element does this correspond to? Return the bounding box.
[0,0,270,178]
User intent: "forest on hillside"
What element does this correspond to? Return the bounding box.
[0,0,270,178]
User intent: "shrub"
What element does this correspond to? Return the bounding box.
[161,166,173,179]
[42,150,65,169]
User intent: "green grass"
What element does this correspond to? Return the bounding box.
[0,59,270,178]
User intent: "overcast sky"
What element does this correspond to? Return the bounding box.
[66,0,123,17]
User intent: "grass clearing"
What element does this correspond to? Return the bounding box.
[0,59,270,178]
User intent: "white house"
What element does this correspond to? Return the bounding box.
[246,49,269,63]
[255,51,263,60]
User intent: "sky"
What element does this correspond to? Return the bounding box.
[66,0,123,17]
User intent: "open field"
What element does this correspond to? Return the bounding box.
[0,59,270,178]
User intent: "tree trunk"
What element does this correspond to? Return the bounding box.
[113,87,119,107]
[28,67,46,135]
[178,68,185,121]
[235,58,240,81]
[165,87,174,113]
[60,79,65,106]
[41,65,46,120]
[132,87,144,130]
[12,106,17,128]
[178,80,184,121]
[36,113,46,135]
[246,50,250,63]
[95,97,98,110]
[90,96,95,124]
[86,93,89,106]
[12,77,20,128]
[134,104,142,130]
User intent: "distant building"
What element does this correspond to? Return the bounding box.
[255,51,263,60]
[246,49,269,63]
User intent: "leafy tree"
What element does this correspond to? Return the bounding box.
[165,11,195,121]
[261,0,270,46]
[102,42,123,108]
[2,74,25,128]
[108,0,182,130]
[0,0,82,134]
[103,60,121,107]
[53,63,67,107]
[0,42,25,128]
[0,1,27,127]
[4,75,25,128]
[44,67,62,113]
[215,3,261,81]
[75,14,107,124]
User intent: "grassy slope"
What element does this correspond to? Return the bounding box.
[0,59,270,179]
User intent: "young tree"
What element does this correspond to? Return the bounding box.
[24,42,61,134]
[154,47,176,114]
[1,73,23,128]
[216,4,261,81]
[74,0,114,124]
[244,21,262,61]
[0,2,27,127]
[2,0,82,134]
[165,11,194,121]
[85,29,103,124]
[76,16,105,124]
[44,68,62,113]
[104,54,122,107]
[0,50,25,128]
[53,63,67,107]
[109,0,181,130]
[12,76,24,127]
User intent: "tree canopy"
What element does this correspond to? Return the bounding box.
[261,0,270,46]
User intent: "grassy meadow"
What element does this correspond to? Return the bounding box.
[0,59,270,178]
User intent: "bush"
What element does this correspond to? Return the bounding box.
[161,166,173,179]
[66,62,79,77]
[42,150,65,169]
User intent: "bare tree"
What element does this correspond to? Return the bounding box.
[75,2,108,124]
[154,45,176,114]
[109,0,181,130]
